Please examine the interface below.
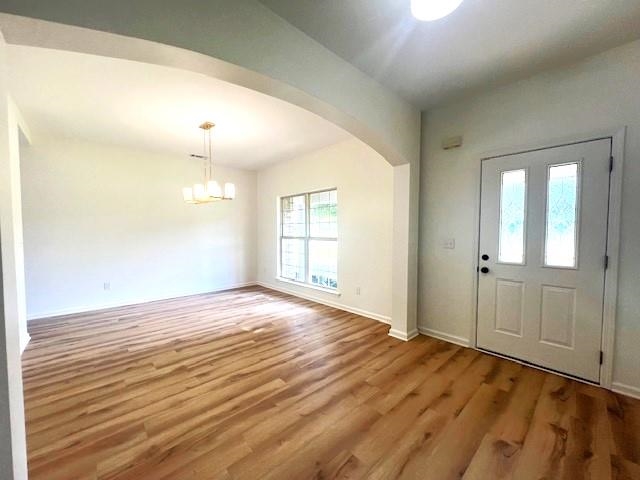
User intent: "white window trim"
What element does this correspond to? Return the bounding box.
[278,188,338,291]
[275,276,342,296]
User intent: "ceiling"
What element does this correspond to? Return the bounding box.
[259,0,640,108]
[7,45,350,170]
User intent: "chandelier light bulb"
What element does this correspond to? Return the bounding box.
[224,182,236,200]
[207,180,222,198]
[193,183,206,201]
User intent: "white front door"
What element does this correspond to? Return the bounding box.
[477,139,611,382]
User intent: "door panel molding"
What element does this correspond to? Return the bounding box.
[470,127,626,390]
[494,279,525,337]
[539,284,576,349]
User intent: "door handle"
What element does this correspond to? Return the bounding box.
[480,267,490,274]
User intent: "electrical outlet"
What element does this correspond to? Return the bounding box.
[355,286,361,295]
[443,238,456,250]
[103,282,111,291]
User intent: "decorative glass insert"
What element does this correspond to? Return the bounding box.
[309,190,338,238]
[498,169,527,264]
[309,240,338,288]
[545,163,579,267]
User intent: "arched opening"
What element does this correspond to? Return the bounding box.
[0,14,418,478]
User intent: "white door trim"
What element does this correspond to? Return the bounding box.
[469,127,626,389]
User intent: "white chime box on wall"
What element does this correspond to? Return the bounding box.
[441,135,463,150]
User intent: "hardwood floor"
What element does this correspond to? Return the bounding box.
[23,286,640,479]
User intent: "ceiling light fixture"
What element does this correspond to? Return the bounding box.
[182,121,235,204]
[410,0,463,21]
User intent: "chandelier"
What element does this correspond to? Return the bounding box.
[182,121,235,204]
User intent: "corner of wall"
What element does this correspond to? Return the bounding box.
[611,382,640,400]
[19,332,29,354]
[417,325,470,348]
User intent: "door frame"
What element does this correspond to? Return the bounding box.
[469,127,626,389]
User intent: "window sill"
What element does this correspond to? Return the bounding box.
[275,277,341,297]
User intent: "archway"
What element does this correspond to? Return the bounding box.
[0,12,419,478]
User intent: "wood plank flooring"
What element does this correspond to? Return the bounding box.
[23,286,640,479]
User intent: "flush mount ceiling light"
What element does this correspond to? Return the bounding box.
[182,121,236,204]
[410,0,464,21]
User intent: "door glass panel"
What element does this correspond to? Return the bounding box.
[498,169,527,264]
[545,163,579,267]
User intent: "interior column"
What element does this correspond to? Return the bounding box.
[390,161,419,341]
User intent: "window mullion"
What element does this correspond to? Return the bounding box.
[305,193,310,284]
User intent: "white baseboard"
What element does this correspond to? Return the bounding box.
[27,282,257,321]
[388,328,419,342]
[418,326,470,347]
[612,382,640,400]
[256,281,391,325]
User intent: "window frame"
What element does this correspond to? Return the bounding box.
[278,188,338,291]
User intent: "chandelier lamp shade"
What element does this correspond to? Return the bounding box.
[182,121,236,204]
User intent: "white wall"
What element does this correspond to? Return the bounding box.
[21,137,256,319]
[0,32,27,478]
[419,39,640,395]
[4,99,28,354]
[257,138,393,322]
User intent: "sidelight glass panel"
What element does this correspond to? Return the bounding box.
[499,169,527,264]
[545,163,579,267]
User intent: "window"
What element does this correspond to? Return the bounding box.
[280,189,338,289]
[498,169,527,264]
[544,162,579,268]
